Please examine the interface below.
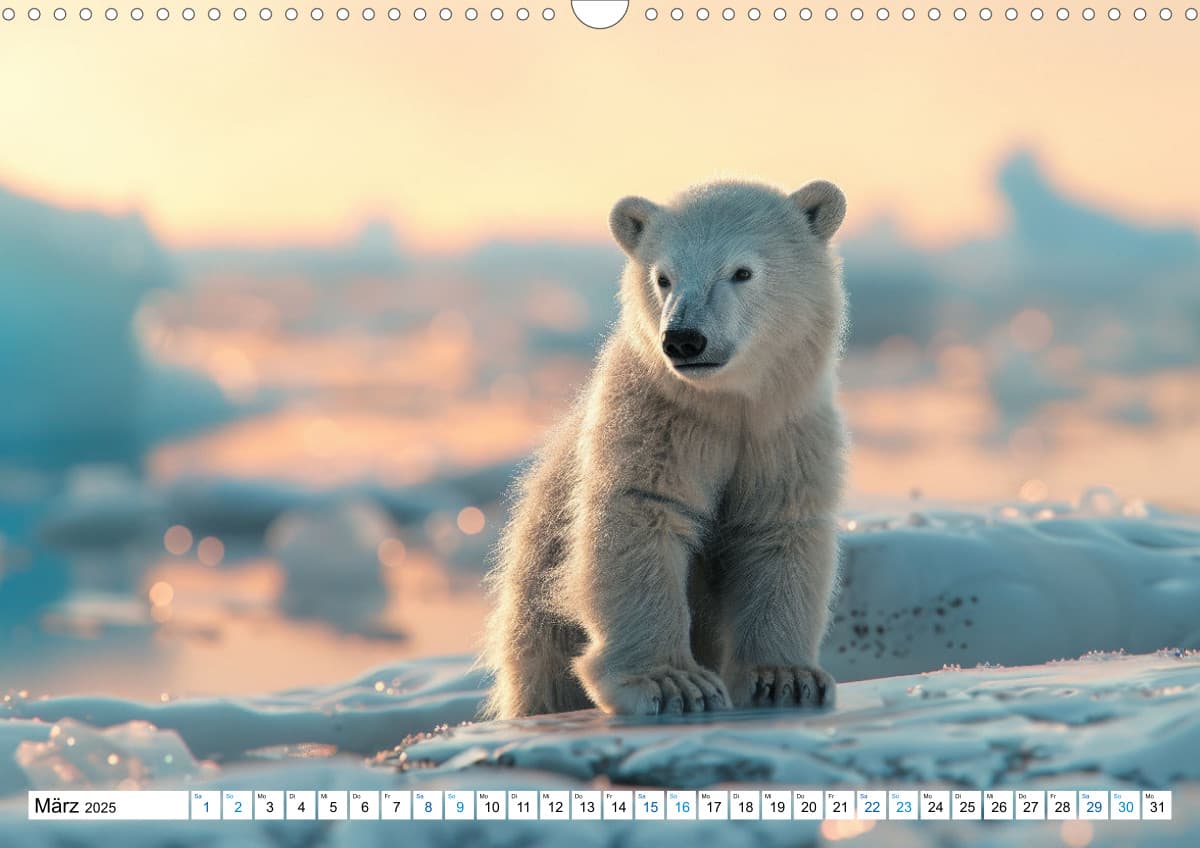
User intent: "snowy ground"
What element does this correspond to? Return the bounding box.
[2,505,1198,846]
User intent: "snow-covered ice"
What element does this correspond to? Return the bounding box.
[2,651,1196,846]
[16,719,218,791]
[826,501,1200,681]
[1,505,1197,846]
[2,655,486,769]
[395,650,1200,790]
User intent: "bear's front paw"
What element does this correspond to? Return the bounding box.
[589,665,731,716]
[727,663,836,709]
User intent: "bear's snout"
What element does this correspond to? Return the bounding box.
[662,328,708,361]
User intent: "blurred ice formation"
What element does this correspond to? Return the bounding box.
[14,718,216,790]
[177,217,409,285]
[266,499,400,636]
[165,476,321,539]
[999,149,1200,275]
[37,465,163,552]
[27,465,164,596]
[0,186,174,470]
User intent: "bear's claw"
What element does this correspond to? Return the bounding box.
[595,665,731,716]
[730,663,836,709]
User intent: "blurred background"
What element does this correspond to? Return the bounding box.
[0,16,1197,702]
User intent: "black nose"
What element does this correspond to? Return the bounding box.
[662,328,708,360]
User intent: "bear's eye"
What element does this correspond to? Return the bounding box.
[656,273,671,289]
[732,268,753,282]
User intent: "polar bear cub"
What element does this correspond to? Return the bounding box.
[481,178,849,719]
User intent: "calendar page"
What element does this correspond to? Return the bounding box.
[1,4,1198,847]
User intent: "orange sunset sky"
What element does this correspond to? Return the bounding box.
[1,12,1198,251]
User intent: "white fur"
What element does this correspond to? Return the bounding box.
[480,178,849,719]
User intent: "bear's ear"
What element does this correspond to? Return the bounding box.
[790,180,846,242]
[609,196,660,256]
